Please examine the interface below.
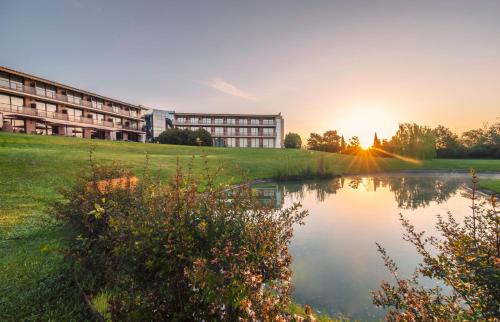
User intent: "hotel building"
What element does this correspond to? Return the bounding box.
[0,66,147,141]
[145,110,284,148]
[0,67,285,148]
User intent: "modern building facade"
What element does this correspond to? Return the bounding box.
[156,111,284,148]
[144,108,175,141]
[0,66,147,142]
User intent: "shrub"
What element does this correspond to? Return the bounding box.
[187,129,213,146]
[284,133,302,149]
[372,170,500,320]
[55,154,307,320]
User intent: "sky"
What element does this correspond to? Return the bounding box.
[1,0,499,147]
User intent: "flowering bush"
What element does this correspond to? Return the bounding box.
[56,155,307,320]
[372,170,500,320]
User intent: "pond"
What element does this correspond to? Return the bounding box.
[254,172,499,321]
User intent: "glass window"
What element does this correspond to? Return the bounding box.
[0,94,10,106]
[227,127,236,135]
[263,138,274,148]
[239,128,247,135]
[46,103,57,114]
[11,96,23,107]
[35,83,46,96]
[262,119,274,125]
[239,138,248,147]
[263,128,274,136]
[35,101,46,111]
[46,85,56,98]
[202,118,211,124]
[177,117,185,123]
[189,117,198,124]
[238,118,248,125]
[250,128,259,136]
[250,119,260,125]
[9,75,23,91]
[227,138,237,147]
[0,72,9,88]
[214,127,224,135]
[203,127,212,132]
[226,118,236,124]
[251,138,260,148]
[214,118,223,124]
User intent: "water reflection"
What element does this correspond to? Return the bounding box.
[252,173,499,321]
[255,174,467,210]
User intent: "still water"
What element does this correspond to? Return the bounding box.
[254,173,499,321]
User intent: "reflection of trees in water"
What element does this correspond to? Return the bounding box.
[378,176,465,209]
[276,175,466,210]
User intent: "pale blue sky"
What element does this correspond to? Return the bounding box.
[1,0,499,144]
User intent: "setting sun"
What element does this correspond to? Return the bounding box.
[335,108,398,149]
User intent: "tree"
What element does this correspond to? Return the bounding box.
[373,171,499,320]
[187,129,212,146]
[340,135,346,153]
[391,123,436,159]
[434,125,462,158]
[307,133,323,151]
[322,130,342,153]
[373,132,381,149]
[343,136,361,155]
[284,132,302,149]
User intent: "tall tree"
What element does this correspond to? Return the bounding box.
[373,132,381,149]
[434,125,462,158]
[391,123,436,159]
[284,132,302,149]
[307,133,323,151]
[340,135,346,152]
[322,130,341,153]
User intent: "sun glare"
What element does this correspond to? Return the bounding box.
[335,108,398,149]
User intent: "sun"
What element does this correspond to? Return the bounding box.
[335,107,398,148]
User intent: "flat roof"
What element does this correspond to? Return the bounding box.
[174,112,282,117]
[0,66,148,110]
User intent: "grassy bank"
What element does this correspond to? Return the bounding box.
[479,179,500,193]
[1,131,499,320]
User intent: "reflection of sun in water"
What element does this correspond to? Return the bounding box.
[337,108,398,149]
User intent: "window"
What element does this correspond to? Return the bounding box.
[214,127,224,135]
[226,118,236,124]
[251,138,260,148]
[203,127,212,133]
[263,128,274,136]
[263,139,274,148]
[239,138,248,147]
[189,117,198,124]
[35,83,46,96]
[262,119,274,125]
[67,91,82,105]
[214,118,223,124]
[202,118,211,124]
[226,138,237,147]
[0,72,9,88]
[9,75,23,91]
[112,104,122,113]
[250,119,260,125]
[190,126,199,131]
[227,127,236,135]
[177,117,186,123]
[11,96,23,108]
[250,128,259,136]
[238,118,248,125]
[239,128,247,135]
[92,98,104,110]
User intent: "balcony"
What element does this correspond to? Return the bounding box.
[174,120,275,126]
[0,80,142,120]
[0,103,142,131]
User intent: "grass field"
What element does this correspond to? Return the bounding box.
[479,179,500,193]
[1,131,499,320]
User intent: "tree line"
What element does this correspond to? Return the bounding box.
[285,121,500,160]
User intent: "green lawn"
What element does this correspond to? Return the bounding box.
[0,131,499,320]
[479,179,500,193]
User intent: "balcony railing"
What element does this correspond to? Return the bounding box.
[174,120,275,126]
[0,80,141,119]
[0,102,141,131]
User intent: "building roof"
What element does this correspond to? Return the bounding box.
[173,112,282,117]
[0,66,148,110]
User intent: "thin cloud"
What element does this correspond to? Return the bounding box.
[206,78,256,101]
